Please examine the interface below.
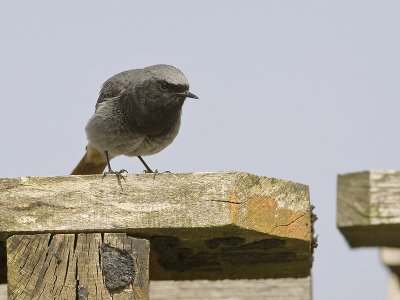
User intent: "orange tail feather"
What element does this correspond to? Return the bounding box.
[71,144,108,175]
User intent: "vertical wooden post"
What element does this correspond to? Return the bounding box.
[381,248,400,300]
[7,233,149,300]
[337,171,400,300]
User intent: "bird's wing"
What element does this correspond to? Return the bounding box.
[95,70,138,111]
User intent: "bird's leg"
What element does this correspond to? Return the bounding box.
[103,151,128,188]
[137,156,171,179]
[137,156,156,173]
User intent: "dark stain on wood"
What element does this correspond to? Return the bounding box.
[205,237,245,249]
[77,286,89,300]
[100,243,136,290]
[150,236,295,273]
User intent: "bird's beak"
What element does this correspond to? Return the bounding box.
[176,91,199,99]
[185,91,199,99]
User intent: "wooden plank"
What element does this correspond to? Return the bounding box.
[2,277,311,300]
[75,233,107,299]
[103,233,150,300]
[150,277,311,300]
[7,233,149,300]
[0,172,312,280]
[337,170,400,247]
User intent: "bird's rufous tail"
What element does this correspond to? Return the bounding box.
[71,144,108,175]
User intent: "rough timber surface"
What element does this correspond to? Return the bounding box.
[0,172,312,279]
[7,233,149,300]
[337,170,400,247]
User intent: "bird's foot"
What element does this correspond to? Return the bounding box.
[102,169,128,190]
[142,169,172,174]
[143,169,158,174]
[142,169,171,179]
[143,168,158,179]
[103,169,128,178]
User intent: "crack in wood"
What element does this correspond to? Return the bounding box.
[272,212,309,230]
[208,200,243,204]
[14,235,47,296]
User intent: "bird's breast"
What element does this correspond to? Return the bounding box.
[125,104,182,137]
[125,116,182,157]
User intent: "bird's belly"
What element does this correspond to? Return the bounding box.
[125,131,178,157]
[89,131,146,157]
[126,116,181,157]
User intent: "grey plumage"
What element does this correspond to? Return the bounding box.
[78,64,198,174]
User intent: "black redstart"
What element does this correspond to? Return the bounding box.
[71,64,198,179]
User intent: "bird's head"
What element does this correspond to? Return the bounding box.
[140,64,198,106]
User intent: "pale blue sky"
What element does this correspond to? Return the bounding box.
[2,1,400,299]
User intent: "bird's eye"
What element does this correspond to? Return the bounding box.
[160,81,169,91]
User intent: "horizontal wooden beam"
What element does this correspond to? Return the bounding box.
[150,277,311,300]
[0,279,312,300]
[0,172,312,279]
[337,171,400,247]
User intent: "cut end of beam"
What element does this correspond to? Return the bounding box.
[337,170,400,247]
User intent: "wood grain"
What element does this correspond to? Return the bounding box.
[7,233,149,300]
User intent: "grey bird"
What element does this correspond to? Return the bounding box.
[71,64,198,178]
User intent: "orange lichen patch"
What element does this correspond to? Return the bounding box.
[236,195,311,241]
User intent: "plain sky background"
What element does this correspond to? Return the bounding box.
[1,1,399,299]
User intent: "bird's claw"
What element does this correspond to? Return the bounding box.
[102,169,128,190]
[142,169,172,179]
[103,169,128,179]
[143,169,158,174]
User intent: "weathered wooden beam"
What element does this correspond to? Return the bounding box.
[0,172,312,280]
[337,171,400,247]
[7,233,149,300]
[150,277,311,300]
